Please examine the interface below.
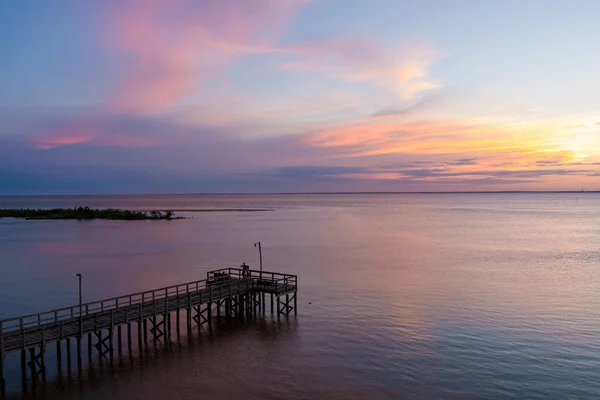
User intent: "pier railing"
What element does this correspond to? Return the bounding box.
[0,277,214,334]
[207,268,297,292]
[0,268,297,335]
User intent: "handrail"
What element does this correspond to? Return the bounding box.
[0,276,212,330]
[0,268,297,333]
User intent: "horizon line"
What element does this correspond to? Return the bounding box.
[1,190,599,197]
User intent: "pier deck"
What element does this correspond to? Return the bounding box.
[0,268,297,396]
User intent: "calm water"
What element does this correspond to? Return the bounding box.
[1,193,600,399]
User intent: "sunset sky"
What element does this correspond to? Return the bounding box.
[1,0,599,194]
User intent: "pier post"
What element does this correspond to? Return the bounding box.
[28,348,36,382]
[277,296,281,320]
[77,337,82,374]
[143,320,148,344]
[95,331,102,365]
[186,307,191,334]
[127,323,132,352]
[66,338,71,371]
[40,326,47,382]
[294,291,297,315]
[109,329,114,364]
[176,310,181,337]
[118,326,122,354]
[137,321,142,352]
[20,350,26,384]
[271,294,274,314]
[57,341,62,369]
[87,333,92,362]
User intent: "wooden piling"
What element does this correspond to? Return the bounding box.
[56,340,62,370]
[127,323,132,351]
[20,350,26,384]
[143,320,147,344]
[28,348,35,381]
[137,321,142,352]
[76,337,82,374]
[118,325,122,354]
[66,338,71,371]
[87,333,92,362]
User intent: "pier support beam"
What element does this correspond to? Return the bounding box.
[27,346,46,382]
[277,292,297,316]
[149,316,167,341]
[192,304,210,328]
[94,330,112,360]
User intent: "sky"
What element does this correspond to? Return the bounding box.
[1,0,600,194]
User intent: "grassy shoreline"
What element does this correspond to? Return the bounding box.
[0,207,182,220]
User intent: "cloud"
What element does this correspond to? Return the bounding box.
[278,39,441,98]
[105,0,307,113]
[10,114,168,150]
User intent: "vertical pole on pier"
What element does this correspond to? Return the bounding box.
[127,323,132,352]
[77,338,82,375]
[186,308,191,334]
[40,328,47,382]
[276,296,281,320]
[20,349,27,385]
[208,287,213,327]
[28,348,36,382]
[187,291,192,334]
[118,326,122,355]
[137,321,142,353]
[164,288,169,341]
[97,331,104,366]
[271,294,274,314]
[57,340,62,370]
[294,291,297,315]
[143,320,148,344]
[138,303,144,349]
[167,313,172,340]
[176,310,181,337]
[87,333,92,362]
[66,338,72,371]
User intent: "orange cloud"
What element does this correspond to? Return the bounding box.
[108,0,306,113]
[302,113,598,181]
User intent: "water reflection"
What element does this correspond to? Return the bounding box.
[1,194,600,399]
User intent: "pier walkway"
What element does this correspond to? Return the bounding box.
[0,268,297,397]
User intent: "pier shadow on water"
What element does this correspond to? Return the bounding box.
[5,314,298,400]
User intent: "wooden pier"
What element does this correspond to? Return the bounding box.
[0,268,297,397]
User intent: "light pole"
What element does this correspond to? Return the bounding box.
[76,273,82,338]
[254,241,262,280]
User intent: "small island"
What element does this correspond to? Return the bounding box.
[0,206,182,220]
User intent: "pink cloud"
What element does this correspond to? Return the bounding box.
[31,126,163,150]
[32,129,95,149]
[107,0,307,113]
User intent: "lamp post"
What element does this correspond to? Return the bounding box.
[254,241,262,280]
[76,273,82,338]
